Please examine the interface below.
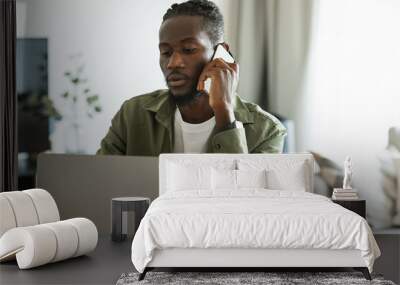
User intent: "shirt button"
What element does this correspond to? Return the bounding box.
[215,144,221,150]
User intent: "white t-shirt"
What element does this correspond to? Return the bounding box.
[173,108,216,153]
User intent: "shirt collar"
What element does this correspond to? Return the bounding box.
[143,89,254,125]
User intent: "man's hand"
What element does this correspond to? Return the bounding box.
[197,58,239,130]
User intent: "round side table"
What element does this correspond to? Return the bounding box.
[111,197,150,242]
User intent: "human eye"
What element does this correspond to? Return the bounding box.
[182,47,197,54]
[160,50,172,57]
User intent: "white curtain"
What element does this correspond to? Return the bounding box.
[225,0,400,228]
[225,0,314,113]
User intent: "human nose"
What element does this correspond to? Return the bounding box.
[167,52,184,69]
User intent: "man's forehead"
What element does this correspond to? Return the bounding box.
[159,15,209,46]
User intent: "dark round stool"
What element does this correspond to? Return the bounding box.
[111,197,150,242]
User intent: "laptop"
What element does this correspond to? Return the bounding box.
[36,153,159,234]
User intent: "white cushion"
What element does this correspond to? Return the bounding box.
[167,162,212,191]
[237,169,268,189]
[266,165,307,191]
[238,159,309,191]
[42,221,79,262]
[159,154,314,194]
[212,169,237,190]
[0,196,17,237]
[23,189,60,224]
[66,218,98,257]
[1,191,39,227]
[0,189,60,238]
[0,225,57,269]
[0,218,97,269]
[211,169,268,191]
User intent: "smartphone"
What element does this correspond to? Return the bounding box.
[197,44,235,96]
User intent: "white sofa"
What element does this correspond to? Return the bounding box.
[0,188,98,269]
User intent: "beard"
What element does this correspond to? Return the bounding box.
[170,91,198,106]
[167,79,202,106]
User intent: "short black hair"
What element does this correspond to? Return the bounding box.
[162,0,224,45]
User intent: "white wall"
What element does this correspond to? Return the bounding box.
[274,0,400,228]
[16,0,190,153]
[16,0,231,153]
[16,0,230,154]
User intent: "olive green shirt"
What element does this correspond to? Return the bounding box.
[96,89,286,156]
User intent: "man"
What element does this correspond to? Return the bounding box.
[97,0,286,155]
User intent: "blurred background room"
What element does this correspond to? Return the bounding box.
[14,0,400,230]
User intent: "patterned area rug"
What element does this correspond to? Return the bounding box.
[116,271,396,285]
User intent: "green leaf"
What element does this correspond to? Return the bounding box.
[94,106,102,112]
[51,106,62,120]
[86,95,99,104]
[64,71,71,76]
[62,92,69,98]
[71,78,79,85]
[84,88,90,93]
